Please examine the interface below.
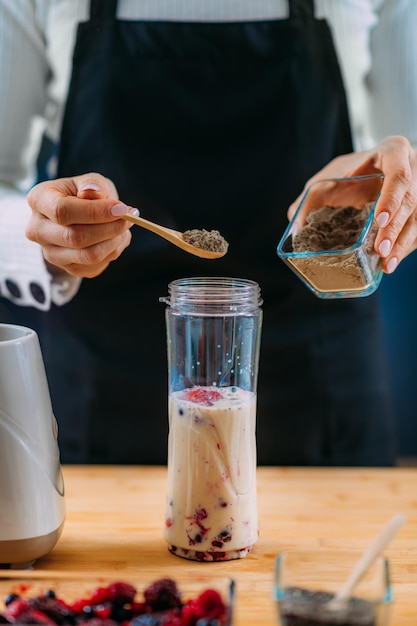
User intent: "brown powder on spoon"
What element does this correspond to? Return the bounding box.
[183,229,229,254]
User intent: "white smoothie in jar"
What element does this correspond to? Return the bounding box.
[164,385,258,561]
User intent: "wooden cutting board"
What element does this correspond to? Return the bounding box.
[0,466,416,625]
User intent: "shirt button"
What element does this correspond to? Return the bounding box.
[29,282,46,304]
[5,279,22,298]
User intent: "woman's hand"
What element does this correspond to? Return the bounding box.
[288,136,417,274]
[26,173,137,278]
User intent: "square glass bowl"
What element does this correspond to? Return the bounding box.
[274,551,392,626]
[277,174,385,299]
[0,573,235,625]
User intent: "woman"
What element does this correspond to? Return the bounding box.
[1,0,416,465]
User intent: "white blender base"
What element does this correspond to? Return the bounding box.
[0,522,64,569]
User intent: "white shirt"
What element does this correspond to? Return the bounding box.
[1,0,416,310]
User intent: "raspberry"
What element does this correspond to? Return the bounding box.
[184,388,222,405]
[89,586,111,605]
[70,598,91,614]
[180,599,204,625]
[143,579,181,611]
[195,589,225,620]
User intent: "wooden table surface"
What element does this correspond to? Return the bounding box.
[3,466,417,625]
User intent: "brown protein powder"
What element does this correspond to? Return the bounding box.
[290,203,378,291]
[183,229,229,253]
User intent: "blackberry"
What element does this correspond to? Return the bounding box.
[15,609,54,624]
[143,579,181,611]
[60,609,78,625]
[0,579,227,626]
[27,596,74,624]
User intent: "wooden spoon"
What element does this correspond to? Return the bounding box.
[121,212,227,259]
[328,512,406,610]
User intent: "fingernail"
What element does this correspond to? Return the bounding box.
[128,207,140,217]
[81,183,100,191]
[386,257,398,274]
[111,203,128,216]
[379,239,391,257]
[376,211,389,228]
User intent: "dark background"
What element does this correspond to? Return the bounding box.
[380,254,417,463]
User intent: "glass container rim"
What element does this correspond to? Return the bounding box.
[273,552,392,605]
[160,276,263,313]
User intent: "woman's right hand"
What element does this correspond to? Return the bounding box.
[26,173,137,278]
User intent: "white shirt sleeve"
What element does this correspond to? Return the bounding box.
[1,0,416,313]
[0,0,81,311]
[366,0,417,148]
[0,189,81,310]
[317,0,417,150]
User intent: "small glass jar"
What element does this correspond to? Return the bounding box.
[160,277,263,561]
[277,174,385,298]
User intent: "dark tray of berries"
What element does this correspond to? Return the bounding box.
[0,574,235,625]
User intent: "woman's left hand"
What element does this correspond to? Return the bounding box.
[288,135,417,274]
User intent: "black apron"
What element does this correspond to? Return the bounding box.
[1,0,397,465]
